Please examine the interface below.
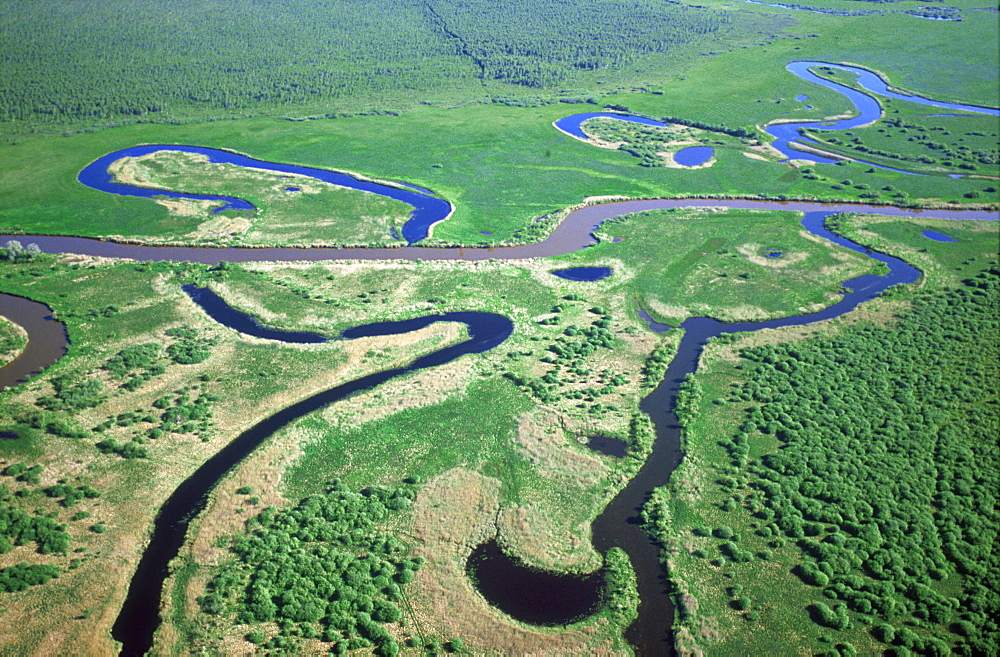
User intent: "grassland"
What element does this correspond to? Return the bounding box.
[658,218,999,655]
[0,203,878,653]
[2,3,998,249]
[0,255,485,654]
[108,205,884,653]
[1,99,997,250]
[0,314,27,367]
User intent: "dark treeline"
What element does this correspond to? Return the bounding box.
[707,268,999,654]
[424,0,746,89]
[0,0,777,128]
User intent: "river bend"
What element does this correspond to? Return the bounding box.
[2,197,995,655]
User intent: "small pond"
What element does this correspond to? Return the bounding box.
[674,146,714,167]
[586,435,628,458]
[550,267,612,282]
[466,540,604,626]
[921,230,958,242]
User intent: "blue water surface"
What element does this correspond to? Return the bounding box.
[553,113,668,140]
[78,145,451,244]
[674,146,714,167]
[551,266,612,281]
[766,62,999,169]
[921,230,958,242]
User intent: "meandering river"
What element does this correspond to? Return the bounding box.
[557,60,999,173]
[2,197,995,655]
[1,61,998,653]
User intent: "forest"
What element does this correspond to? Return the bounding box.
[197,478,438,654]
[655,267,999,655]
[0,0,778,137]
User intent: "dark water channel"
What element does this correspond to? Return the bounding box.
[110,294,512,656]
[0,198,994,656]
[0,293,68,391]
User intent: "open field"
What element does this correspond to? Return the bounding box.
[106,150,414,246]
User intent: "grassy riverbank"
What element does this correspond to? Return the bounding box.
[657,216,999,655]
[0,314,27,367]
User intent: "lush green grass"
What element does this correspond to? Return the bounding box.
[2,101,995,249]
[555,207,881,325]
[0,0,785,141]
[829,213,1000,287]
[660,218,999,655]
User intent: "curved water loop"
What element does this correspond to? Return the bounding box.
[768,61,999,167]
[555,61,998,174]
[78,145,452,244]
[0,294,68,392]
[109,289,512,655]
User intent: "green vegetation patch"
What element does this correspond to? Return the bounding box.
[569,207,881,325]
[0,0,783,139]
[0,314,27,366]
[0,462,103,593]
[197,479,420,655]
[661,266,1000,655]
[581,117,753,168]
[800,107,1000,178]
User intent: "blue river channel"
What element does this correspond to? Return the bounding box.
[78,145,452,244]
[766,61,1000,166]
[553,113,715,168]
[555,61,998,175]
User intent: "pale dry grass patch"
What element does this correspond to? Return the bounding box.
[646,299,690,322]
[498,502,599,573]
[700,295,910,367]
[323,355,472,429]
[514,408,605,489]
[407,468,609,655]
[741,151,771,162]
